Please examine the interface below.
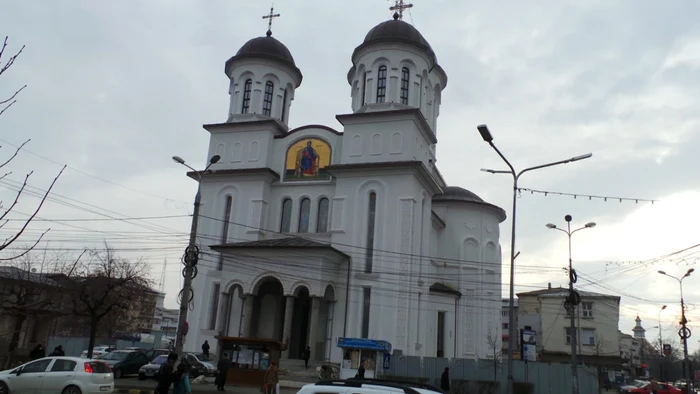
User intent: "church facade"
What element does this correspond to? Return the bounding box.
[182,10,506,364]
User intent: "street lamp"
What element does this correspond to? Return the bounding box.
[658,268,694,390]
[476,124,593,394]
[173,154,220,360]
[546,215,596,394]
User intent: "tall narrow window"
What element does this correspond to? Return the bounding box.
[241,79,252,113]
[298,198,311,233]
[437,311,446,357]
[281,89,288,121]
[217,196,233,271]
[317,198,330,233]
[365,192,377,273]
[361,287,371,338]
[280,198,292,232]
[376,66,387,103]
[263,81,274,116]
[361,72,367,106]
[208,283,221,330]
[400,67,410,105]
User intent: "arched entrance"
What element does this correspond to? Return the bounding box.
[288,286,311,359]
[251,278,285,341]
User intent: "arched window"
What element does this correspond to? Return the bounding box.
[280,198,293,232]
[217,196,233,271]
[365,192,377,273]
[281,89,288,121]
[298,198,311,233]
[376,66,387,103]
[263,81,274,116]
[317,198,330,233]
[241,79,252,114]
[361,71,367,106]
[400,67,410,105]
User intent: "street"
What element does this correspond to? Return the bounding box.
[114,377,301,394]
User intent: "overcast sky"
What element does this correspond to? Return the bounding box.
[2,0,699,350]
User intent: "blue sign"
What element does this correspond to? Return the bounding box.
[383,353,391,369]
[336,337,392,353]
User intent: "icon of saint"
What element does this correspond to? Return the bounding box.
[295,140,320,177]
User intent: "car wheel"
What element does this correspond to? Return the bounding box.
[0,382,8,394]
[62,385,82,394]
[113,369,122,379]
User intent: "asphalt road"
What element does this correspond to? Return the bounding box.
[115,377,299,394]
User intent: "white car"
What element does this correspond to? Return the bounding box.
[0,356,114,394]
[297,378,443,394]
[80,346,116,360]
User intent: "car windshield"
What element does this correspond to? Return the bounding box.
[152,355,168,365]
[632,381,648,388]
[102,352,128,361]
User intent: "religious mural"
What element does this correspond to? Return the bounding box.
[284,138,332,181]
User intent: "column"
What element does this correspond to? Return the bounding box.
[240,294,255,338]
[282,296,295,359]
[307,297,321,361]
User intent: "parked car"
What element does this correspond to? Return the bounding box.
[80,345,116,359]
[297,378,443,394]
[620,380,681,393]
[138,353,207,380]
[191,353,217,377]
[101,350,151,379]
[0,357,113,394]
[142,348,171,361]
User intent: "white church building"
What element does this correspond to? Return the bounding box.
[182,8,506,365]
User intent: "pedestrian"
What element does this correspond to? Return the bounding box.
[30,344,45,360]
[202,340,210,361]
[215,353,232,392]
[301,346,311,369]
[262,361,279,394]
[355,360,365,379]
[49,345,65,357]
[440,367,450,393]
[155,352,178,394]
[172,363,192,394]
[649,377,658,394]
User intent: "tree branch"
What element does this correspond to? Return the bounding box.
[0,139,30,169]
[0,36,25,76]
[0,165,65,251]
[0,228,49,261]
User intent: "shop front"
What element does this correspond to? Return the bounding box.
[217,336,283,386]
[337,337,392,380]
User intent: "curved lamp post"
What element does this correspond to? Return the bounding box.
[477,124,592,394]
[173,154,220,359]
[658,268,694,389]
[546,215,596,394]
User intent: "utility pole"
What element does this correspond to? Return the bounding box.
[546,215,596,394]
[658,268,694,392]
[658,305,666,380]
[172,154,220,359]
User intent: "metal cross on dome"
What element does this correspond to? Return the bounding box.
[262,6,280,35]
[389,0,413,20]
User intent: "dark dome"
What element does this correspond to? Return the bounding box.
[226,32,302,82]
[433,186,484,203]
[433,186,507,222]
[352,14,438,66]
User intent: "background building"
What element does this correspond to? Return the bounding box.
[517,285,621,368]
[501,298,519,356]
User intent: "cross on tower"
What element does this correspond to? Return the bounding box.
[389,0,413,20]
[262,6,280,36]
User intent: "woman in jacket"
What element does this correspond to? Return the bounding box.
[172,363,192,394]
[262,362,279,394]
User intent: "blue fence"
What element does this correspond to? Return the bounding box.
[383,356,600,394]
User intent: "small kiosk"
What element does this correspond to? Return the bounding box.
[337,337,392,380]
[216,336,284,387]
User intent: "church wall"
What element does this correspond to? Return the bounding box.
[226,60,299,124]
[423,294,458,358]
[207,129,275,171]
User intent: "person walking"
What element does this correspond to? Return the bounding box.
[215,353,232,392]
[355,360,365,379]
[29,344,45,360]
[262,362,279,394]
[155,352,178,394]
[301,346,311,369]
[172,363,192,394]
[649,377,658,394]
[440,367,450,393]
[201,341,210,361]
[49,345,65,357]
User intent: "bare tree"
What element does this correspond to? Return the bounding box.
[0,35,66,258]
[65,246,151,358]
[484,328,502,382]
[594,334,607,356]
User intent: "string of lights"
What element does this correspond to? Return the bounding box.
[518,187,659,204]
